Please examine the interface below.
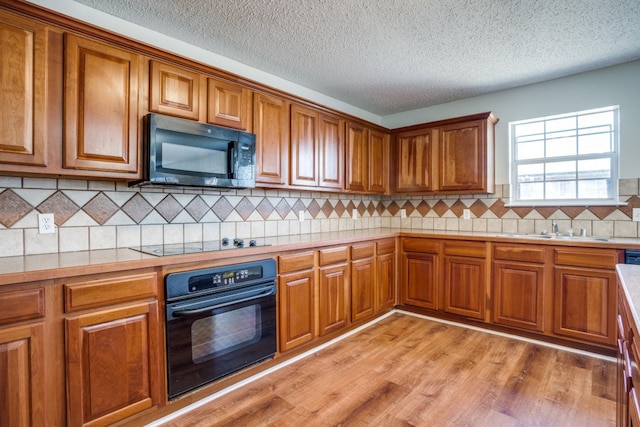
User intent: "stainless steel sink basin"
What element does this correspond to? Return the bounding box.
[497,233,612,242]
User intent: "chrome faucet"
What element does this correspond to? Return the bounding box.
[552,221,559,235]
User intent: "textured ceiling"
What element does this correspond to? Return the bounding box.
[72,0,640,115]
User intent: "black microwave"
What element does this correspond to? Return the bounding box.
[131,113,256,189]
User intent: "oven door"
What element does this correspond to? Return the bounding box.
[165,282,276,399]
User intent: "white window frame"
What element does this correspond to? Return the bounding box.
[508,106,620,207]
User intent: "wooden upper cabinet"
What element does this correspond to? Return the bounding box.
[346,122,389,194]
[318,112,344,189]
[290,104,319,187]
[207,77,252,131]
[393,112,498,194]
[0,11,48,167]
[149,60,202,120]
[369,129,389,194]
[395,129,434,192]
[290,104,344,190]
[345,122,368,192]
[63,34,141,176]
[439,113,498,193]
[254,92,289,186]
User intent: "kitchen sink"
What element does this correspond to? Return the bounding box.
[497,233,612,242]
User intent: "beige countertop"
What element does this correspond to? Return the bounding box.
[1,227,639,287]
[617,264,640,331]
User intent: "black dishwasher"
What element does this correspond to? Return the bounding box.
[625,249,640,265]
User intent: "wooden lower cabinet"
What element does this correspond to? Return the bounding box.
[553,247,621,346]
[351,242,375,322]
[317,246,350,336]
[66,302,161,427]
[63,270,162,427]
[492,244,546,332]
[0,323,45,427]
[442,241,487,320]
[278,252,315,352]
[376,239,396,312]
[401,238,440,310]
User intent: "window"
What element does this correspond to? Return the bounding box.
[509,106,619,206]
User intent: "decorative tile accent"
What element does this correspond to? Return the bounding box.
[0,189,33,227]
[37,191,80,226]
[449,200,466,217]
[235,197,256,221]
[307,200,321,218]
[121,193,154,223]
[275,199,291,219]
[256,198,275,220]
[589,205,618,220]
[386,201,400,216]
[83,193,119,225]
[156,195,184,223]
[432,200,449,217]
[212,197,234,221]
[470,199,488,218]
[334,200,345,217]
[291,199,306,215]
[321,200,333,218]
[185,196,210,222]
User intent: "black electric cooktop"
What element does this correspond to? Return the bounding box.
[130,238,269,257]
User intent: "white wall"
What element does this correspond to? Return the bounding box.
[383,60,640,183]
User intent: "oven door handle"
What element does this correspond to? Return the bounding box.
[171,285,275,317]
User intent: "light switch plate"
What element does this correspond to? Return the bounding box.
[633,208,640,222]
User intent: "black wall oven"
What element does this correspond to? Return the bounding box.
[165,259,277,399]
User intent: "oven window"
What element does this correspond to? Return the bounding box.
[191,305,261,363]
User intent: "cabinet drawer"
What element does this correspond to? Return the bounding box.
[494,244,545,263]
[554,248,622,269]
[319,246,349,266]
[0,287,45,325]
[443,241,486,258]
[351,242,374,260]
[402,238,439,254]
[377,239,395,255]
[64,272,157,313]
[279,251,315,273]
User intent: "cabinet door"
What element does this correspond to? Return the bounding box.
[149,60,202,120]
[345,121,368,192]
[254,92,289,186]
[554,266,616,345]
[0,323,45,427]
[66,302,162,427]
[351,257,375,322]
[290,104,319,187]
[376,251,396,312]
[207,77,251,130]
[493,261,544,332]
[318,263,349,336]
[396,131,433,192]
[278,269,315,352]
[0,12,48,167]
[369,129,389,193]
[318,113,344,189]
[402,252,438,310]
[443,255,486,319]
[439,119,486,191]
[64,34,140,175]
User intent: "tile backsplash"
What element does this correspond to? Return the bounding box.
[0,176,638,257]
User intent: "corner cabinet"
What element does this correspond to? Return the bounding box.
[63,270,162,427]
[346,122,390,194]
[64,34,142,177]
[393,112,498,194]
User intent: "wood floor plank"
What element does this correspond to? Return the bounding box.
[159,313,616,427]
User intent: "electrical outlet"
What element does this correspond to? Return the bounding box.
[633,208,640,222]
[400,209,406,219]
[352,209,358,219]
[298,210,305,222]
[38,213,55,234]
[463,209,471,220]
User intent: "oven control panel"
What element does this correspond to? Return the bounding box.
[165,259,277,300]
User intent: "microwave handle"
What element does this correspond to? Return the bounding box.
[228,141,237,177]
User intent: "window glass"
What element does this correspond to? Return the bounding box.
[510,106,619,205]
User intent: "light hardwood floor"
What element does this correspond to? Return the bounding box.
[160,312,616,426]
